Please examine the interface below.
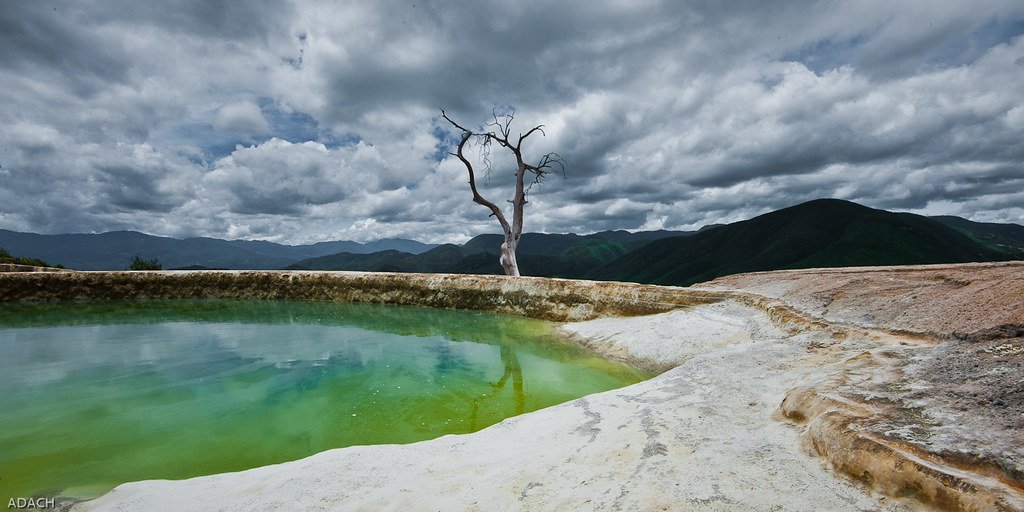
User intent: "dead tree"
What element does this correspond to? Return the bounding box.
[441,109,565,276]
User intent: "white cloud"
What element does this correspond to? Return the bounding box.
[203,138,382,215]
[213,102,271,137]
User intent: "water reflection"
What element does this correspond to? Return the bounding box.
[467,345,525,430]
[0,300,649,502]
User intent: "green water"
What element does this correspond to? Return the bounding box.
[0,300,648,502]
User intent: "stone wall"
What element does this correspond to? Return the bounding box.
[0,270,731,322]
[0,263,71,273]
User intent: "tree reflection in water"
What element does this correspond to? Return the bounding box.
[469,344,524,431]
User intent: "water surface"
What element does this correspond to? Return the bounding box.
[0,300,648,501]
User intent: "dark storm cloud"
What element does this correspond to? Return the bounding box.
[94,0,294,41]
[0,0,293,55]
[96,165,181,213]
[1,0,1023,243]
[308,1,669,122]
[0,3,130,97]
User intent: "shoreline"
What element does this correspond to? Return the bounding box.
[77,300,909,512]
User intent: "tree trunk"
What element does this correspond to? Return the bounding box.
[499,235,520,276]
[439,109,560,279]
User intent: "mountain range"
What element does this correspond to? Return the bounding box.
[587,199,1024,285]
[2,199,1022,285]
[0,230,435,270]
[284,199,1024,285]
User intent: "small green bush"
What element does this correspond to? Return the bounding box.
[129,255,162,271]
[16,257,55,267]
[0,246,63,267]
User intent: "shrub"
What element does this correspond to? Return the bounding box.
[0,247,63,267]
[129,255,162,271]
[16,257,55,267]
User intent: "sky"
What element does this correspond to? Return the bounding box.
[1,1,1023,244]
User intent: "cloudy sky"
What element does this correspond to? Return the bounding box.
[2,1,1023,244]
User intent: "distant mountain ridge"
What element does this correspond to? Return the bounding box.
[285,232,673,275]
[0,227,689,271]
[0,230,437,270]
[291,199,1024,284]
[3,200,1022,279]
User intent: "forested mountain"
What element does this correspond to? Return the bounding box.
[290,199,1022,285]
[0,230,436,270]
[587,199,1019,286]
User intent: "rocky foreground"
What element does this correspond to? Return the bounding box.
[696,262,1024,511]
[2,263,1020,511]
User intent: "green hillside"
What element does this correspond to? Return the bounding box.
[559,238,629,263]
[931,215,1024,257]
[282,199,1022,284]
[588,199,1017,286]
[551,239,629,277]
[284,250,415,271]
[285,237,630,278]
[0,246,62,268]
[461,233,586,256]
[460,229,691,258]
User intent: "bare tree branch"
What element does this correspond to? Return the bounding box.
[440,109,472,133]
[448,126,511,235]
[517,124,545,150]
[439,108,565,276]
